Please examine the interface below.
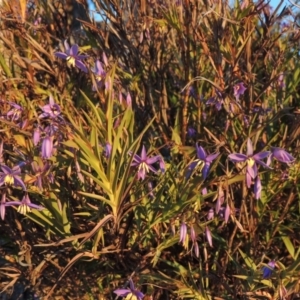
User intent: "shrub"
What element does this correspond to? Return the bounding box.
[0,0,300,299]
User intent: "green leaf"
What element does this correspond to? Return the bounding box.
[78,191,111,206]
[0,53,12,78]
[238,248,257,270]
[281,233,295,259]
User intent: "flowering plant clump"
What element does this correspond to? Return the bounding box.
[0,0,300,299]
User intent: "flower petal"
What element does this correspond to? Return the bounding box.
[0,203,6,220]
[246,138,253,156]
[77,54,89,60]
[140,146,147,161]
[70,44,79,56]
[254,176,262,200]
[147,164,158,174]
[113,288,130,297]
[205,226,213,247]
[179,222,187,244]
[14,175,26,190]
[41,136,53,159]
[75,60,88,73]
[64,40,70,51]
[49,94,55,106]
[196,145,207,160]
[185,161,199,179]
[255,159,272,169]
[224,204,230,223]
[246,172,252,188]
[262,261,276,279]
[207,208,214,220]
[134,291,145,299]
[129,279,135,291]
[228,153,247,162]
[137,169,146,181]
[131,154,142,165]
[1,165,13,175]
[247,165,256,179]
[202,163,210,180]
[253,151,270,161]
[271,147,295,163]
[54,52,68,60]
[206,152,219,163]
[146,155,160,165]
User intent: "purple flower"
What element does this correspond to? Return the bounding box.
[131,146,162,180]
[179,223,199,256]
[193,242,199,257]
[215,188,224,214]
[54,40,89,73]
[0,141,3,163]
[113,279,144,300]
[243,115,250,128]
[187,144,219,180]
[277,73,285,89]
[158,156,165,173]
[6,103,23,121]
[228,139,270,188]
[253,106,272,115]
[147,181,154,198]
[179,222,187,244]
[187,86,200,101]
[233,82,247,100]
[267,147,295,165]
[0,164,26,190]
[207,208,214,220]
[104,142,112,158]
[39,95,61,119]
[126,92,132,106]
[41,136,54,159]
[206,90,224,111]
[102,52,108,67]
[0,193,7,220]
[262,260,276,279]
[205,226,213,247]
[31,161,51,191]
[190,225,197,243]
[91,60,108,91]
[5,193,44,215]
[224,203,231,223]
[118,92,132,106]
[187,127,197,138]
[33,127,41,146]
[33,16,42,35]
[190,225,199,257]
[33,17,41,27]
[254,176,262,200]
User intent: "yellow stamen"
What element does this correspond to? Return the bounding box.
[139,162,149,173]
[247,157,255,168]
[4,175,14,185]
[66,56,75,67]
[125,293,137,300]
[17,204,31,215]
[96,75,103,81]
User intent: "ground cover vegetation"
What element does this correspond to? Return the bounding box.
[0,0,300,299]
